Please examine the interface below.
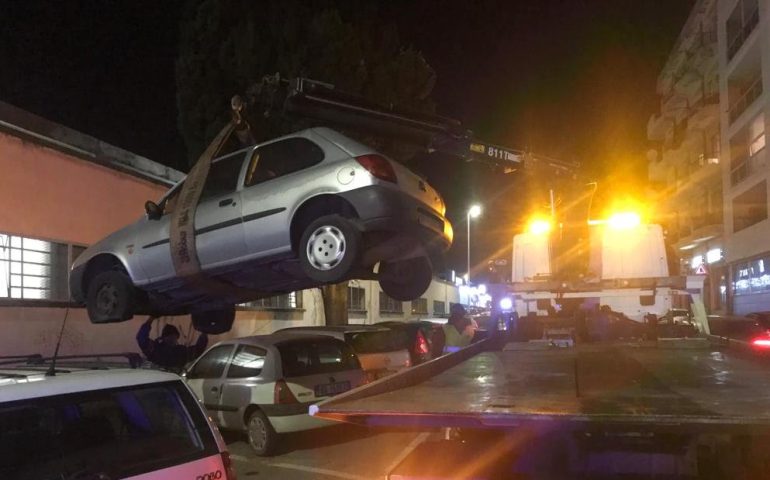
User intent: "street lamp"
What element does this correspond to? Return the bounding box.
[467,204,482,282]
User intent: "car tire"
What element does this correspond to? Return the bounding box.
[86,270,135,323]
[379,256,433,301]
[299,215,361,283]
[192,307,235,334]
[247,409,278,456]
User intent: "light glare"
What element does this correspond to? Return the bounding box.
[607,212,641,230]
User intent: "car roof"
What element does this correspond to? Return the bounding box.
[214,332,349,348]
[0,368,180,403]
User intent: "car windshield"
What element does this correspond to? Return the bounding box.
[0,381,218,480]
[278,338,360,377]
[345,330,409,354]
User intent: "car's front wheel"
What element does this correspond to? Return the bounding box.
[192,307,235,334]
[299,215,361,283]
[86,270,136,323]
[247,409,279,456]
[379,256,433,301]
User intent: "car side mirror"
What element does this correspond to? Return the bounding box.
[145,200,162,220]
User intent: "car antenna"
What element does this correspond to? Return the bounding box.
[46,307,70,376]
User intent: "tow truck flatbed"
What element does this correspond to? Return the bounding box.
[312,339,770,433]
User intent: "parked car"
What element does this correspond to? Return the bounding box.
[70,127,453,332]
[184,333,365,456]
[0,353,235,480]
[375,320,443,365]
[276,325,411,381]
[708,314,765,341]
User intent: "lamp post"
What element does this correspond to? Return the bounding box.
[467,204,482,282]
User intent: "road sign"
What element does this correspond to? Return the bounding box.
[695,263,708,275]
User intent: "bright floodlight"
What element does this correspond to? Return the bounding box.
[528,219,552,235]
[468,205,482,218]
[607,212,641,230]
[499,297,513,311]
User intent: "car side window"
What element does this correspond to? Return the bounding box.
[200,151,248,201]
[187,345,233,379]
[227,345,267,378]
[244,138,324,187]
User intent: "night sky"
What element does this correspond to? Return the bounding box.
[0,0,694,274]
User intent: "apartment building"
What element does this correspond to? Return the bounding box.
[648,0,726,312]
[718,0,770,314]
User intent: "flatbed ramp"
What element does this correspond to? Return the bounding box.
[313,340,770,432]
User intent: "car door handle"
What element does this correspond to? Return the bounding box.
[210,386,219,393]
[219,198,234,207]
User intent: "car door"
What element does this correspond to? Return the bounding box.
[194,150,249,271]
[134,182,183,283]
[185,344,235,426]
[219,344,270,429]
[240,137,326,259]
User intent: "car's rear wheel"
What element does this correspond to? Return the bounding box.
[86,270,135,323]
[192,306,235,334]
[379,256,432,301]
[299,215,361,283]
[247,409,278,456]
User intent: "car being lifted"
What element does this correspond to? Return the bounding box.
[69,127,452,330]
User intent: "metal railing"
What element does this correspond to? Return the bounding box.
[729,76,763,124]
[730,152,765,186]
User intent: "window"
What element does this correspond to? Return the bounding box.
[348,286,366,311]
[726,0,759,60]
[749,114,766,156]
[227,345,267,378]
[187,344,233,379]
[0,233,82,302]
[379,291,403,314]
[277,339,359,377]
[433,300,446,315]
[733,257,770,295]
[241,292,302,309]
[200,151,247,201]
[411,298,428,315]
[244,138,324,187]
[0,383,218,479]
[733,181,767,232]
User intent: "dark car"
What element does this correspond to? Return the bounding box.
[708,314,766,341]
[375,320,443,364]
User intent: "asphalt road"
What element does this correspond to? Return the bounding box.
[227,424,434,480]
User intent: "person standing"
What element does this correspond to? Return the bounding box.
[136,316,208,373]
[437,304,475,354]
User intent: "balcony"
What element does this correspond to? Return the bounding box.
[730,152,765,186]
[687,94,719,130]
[729,76,763,124]
[727,6,759,61]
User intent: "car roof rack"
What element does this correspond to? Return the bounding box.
[0,352,143,370]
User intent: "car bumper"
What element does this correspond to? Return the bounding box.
[261,403,336,433]
[339,185,452,254]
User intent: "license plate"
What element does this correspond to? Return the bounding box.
[314,381,351,397]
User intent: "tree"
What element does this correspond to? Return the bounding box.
[176,0,435,164]
[176,0,436,325]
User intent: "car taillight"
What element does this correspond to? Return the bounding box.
[415,331,430,359]
[356,154,397,183]
[274,379,299,404]
[752,337,770,348]
[221,451,237,480]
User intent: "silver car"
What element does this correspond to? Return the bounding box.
[184,333,365,456]
[70,127,453,329]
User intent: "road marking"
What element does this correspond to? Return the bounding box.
[270,462,370,480]
[383,431,430,477]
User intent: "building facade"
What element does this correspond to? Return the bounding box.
[0,102,460,356]
[650,0,770,315]
[647,0,726,312]
[718,0,770,314]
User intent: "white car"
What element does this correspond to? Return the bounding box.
[276,325,412,381]
[184,333,365,456]
[0,353,235,480]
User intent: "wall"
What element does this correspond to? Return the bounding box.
[0,132,167,245]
